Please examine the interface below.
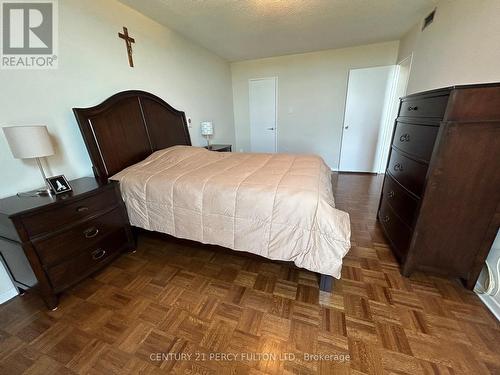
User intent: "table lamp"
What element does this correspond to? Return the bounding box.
[200,121,214,148]
[3,125,55,196]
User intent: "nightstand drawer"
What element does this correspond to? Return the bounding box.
[33,207,127,266]
[21,186,119,237]
[46,229,127,292]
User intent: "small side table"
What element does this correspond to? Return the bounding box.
[0,177,135,310]
[204,144,232,152]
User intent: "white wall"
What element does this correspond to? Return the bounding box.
[396,0,500,319]
[397,0,500,94]
[0,0,235,197]
[231,41,399,169]
[0,0,235,303]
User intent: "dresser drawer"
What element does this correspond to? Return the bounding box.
[393,122,439,162]
[378,200,412,260]
[21,187,119,237]
[46,229,126,292]
[381,173,420,228]
[387,148,428,197]
[399,95,449,119]
[33,207,127,266]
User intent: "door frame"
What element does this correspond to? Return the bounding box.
[248,76,278,153]
[375,54,413,173]
[338,65,396,173]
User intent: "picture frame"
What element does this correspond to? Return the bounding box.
[46,175,72,195]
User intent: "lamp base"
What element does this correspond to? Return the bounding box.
[35,188,52,196]
[17,187,52,198]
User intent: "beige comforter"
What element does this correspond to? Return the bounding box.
[111,146,351,277]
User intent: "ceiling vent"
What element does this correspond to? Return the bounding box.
[422,9,436,31]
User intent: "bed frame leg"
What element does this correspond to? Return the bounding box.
[319,274,333,292]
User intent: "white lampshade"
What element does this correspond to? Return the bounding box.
[200,121,214,136]
[3,125,55,159]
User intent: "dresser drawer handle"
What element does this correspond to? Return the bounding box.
[83,227,100,239]
[399,133,411,142]
[76,206,89,213]
[382,215,390,223]
[408,106,419,111]
[393,163,404,172]
[91,249,106,260]
[388,191,395,198]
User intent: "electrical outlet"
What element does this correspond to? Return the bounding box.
[187,117,192,128]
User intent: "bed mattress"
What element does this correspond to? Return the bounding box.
[111,146,351,277]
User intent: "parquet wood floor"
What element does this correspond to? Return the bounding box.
[1,174,499,374]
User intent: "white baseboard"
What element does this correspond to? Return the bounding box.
[0,287,18,304]
[477,293,500,321]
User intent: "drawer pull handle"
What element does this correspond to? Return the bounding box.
[399,133,410,142]
[84,227,100,239]
[382,215,390,223]
[91,249,106,260]
[393,163,404,172]
[76,206,89,213]
[408,106,419,111]
[388,191,395,198]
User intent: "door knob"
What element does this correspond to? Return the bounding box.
[267,127,275,130]
[344,125,349,129]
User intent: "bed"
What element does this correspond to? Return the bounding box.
[73,90,351,291]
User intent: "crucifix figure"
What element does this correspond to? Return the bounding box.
[118,26,135,67]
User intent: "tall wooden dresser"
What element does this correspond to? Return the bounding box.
[378,83,500,289]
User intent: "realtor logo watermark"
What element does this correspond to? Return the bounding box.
[1,0,58,69]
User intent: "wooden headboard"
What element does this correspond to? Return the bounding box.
[73,90,191,181]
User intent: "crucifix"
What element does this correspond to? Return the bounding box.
[118,26,135,67]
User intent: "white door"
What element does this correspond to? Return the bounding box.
[339,66,394,172]
[249,77,277,153]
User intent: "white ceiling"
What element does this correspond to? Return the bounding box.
[119,0,436,62]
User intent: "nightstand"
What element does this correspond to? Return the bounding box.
[204,144,232,152]
[0,177,135,310]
